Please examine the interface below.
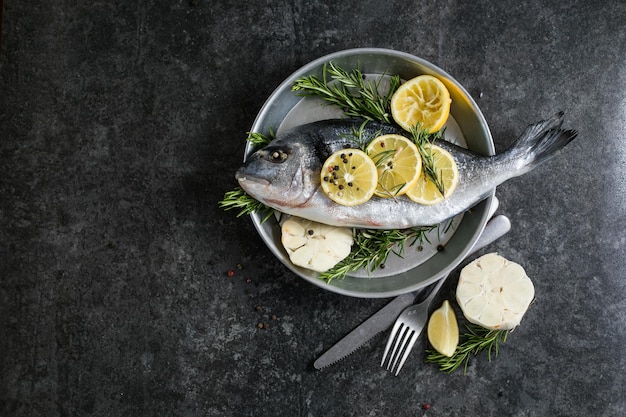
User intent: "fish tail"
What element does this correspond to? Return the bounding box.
[507,111,578,174]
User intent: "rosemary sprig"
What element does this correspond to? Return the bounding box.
[318,226,437,282]
[246,130,274,148]
[410,126,447,196]
[426,325,510,374]
[342,119,382,151]
[292,62,401,123]
[218,187,274,223]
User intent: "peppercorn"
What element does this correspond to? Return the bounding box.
[227,269,235,277]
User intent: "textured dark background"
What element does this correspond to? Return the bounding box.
[1,1,625,416]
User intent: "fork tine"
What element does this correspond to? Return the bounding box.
[380,320,402,366]
[394,332,419,375]
[388,325,410,371]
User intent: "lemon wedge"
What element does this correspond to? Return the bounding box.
[427,300,459,357]
[365,134,422,198]
[391,74,452,133]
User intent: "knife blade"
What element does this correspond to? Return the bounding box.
[313,213,511,370]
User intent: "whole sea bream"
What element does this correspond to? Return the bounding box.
[236,112,577,229]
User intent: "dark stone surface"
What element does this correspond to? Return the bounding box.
[1,1,625,416]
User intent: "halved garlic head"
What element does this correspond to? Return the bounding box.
[280,217,353,273]
[456,253,535,330]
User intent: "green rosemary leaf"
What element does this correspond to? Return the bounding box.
[218,187,274,222]
[319,225,439,283]
[246,129,275,148]
[426,324,510,374]
[292,62,400,123]
[340,120,382,152]
[370,149,397,167]
[410,126,447,196]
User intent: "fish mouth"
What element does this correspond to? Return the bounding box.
[236,174,270,187]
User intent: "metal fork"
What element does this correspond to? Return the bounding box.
[380,277,446,375]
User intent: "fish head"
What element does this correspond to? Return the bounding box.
[236,140,320,208]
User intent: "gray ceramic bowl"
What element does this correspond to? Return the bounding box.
[244,48,495,298]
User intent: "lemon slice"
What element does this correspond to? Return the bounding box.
[391,74,452,133]
[406,144,458,205]
[320,148,378,206]
[365,134,422,198]
[427,300,459,357]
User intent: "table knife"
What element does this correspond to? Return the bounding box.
[313,213,511,370]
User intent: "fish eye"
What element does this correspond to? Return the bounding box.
[268,149,288,163]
